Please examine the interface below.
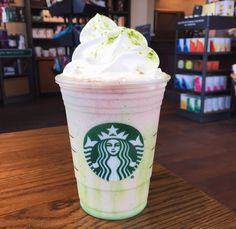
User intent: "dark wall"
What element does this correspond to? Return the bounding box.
[150,39,175,90]
[150,10,184,100]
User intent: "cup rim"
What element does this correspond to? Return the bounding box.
[55,73,171,88]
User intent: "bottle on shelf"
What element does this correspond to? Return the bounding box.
[1,6,7,23]
[116,0,124,12]
[18,34,25,49]
[8,34,18,48]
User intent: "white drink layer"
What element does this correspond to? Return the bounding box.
[62,14,170,82]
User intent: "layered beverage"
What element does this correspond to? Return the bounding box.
[56,14,170,220]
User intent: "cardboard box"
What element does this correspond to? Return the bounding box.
[180,94,188,110]
[208,38,231,52]
[194,76,202,92]
[187,97,195,112]
[180,94,201,113]
[193,60,219,71]
[4,77,30,97]
[216,1,235,16]
[194,97,201,113]
[202,3,216,15]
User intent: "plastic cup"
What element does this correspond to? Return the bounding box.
[56,74,170,220]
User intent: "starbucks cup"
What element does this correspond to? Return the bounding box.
[56,74,169,220]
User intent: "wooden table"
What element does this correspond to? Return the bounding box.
[1,126,236,228]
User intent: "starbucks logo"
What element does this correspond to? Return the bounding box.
[83,123,144,181]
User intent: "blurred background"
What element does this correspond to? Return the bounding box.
[0,0,236,212]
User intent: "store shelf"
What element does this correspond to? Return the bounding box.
[176,69,201,74]
[177,52,203,56]
[49,0,108,16]
[3,74,28,79]
[31,2,47,10]
[31,6,47,10]
[32,21,65,26]
[26,0,130,96]
[177,109,230,123]
[109,11,129,15]
[0,3,38,103]
[176,69,231,75]
[0,49,32,58]
[176,16,236,30]
[177,52,236,56]
[32,38,61,48]
[48,0,72,16]
[176,88,231,96]
[33,36,74,47]
[175,16,236,122]
[33,38,53,40]
[205,69,231,75]
[35,57,54,61]
[207,52,236,56]
[4,21,25,23]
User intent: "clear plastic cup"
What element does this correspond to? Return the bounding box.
[56,74,170,220]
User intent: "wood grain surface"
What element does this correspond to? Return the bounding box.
[0,126,236,228]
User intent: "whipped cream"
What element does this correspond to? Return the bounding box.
[62,14,169,82]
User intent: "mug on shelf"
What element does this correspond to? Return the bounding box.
[34,46,42,57]
[42,49,49,57]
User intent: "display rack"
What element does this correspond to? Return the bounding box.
[107,0,131,27]
[28,0,131,49]
[25,0,131,95]
[0,1,35,104]
[25,0,68,94]
[0,49,34,104]
[174,16,236,122]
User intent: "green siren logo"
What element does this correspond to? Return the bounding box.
[83,123,144,181]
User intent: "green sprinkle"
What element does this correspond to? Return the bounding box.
[103,20,109,28]
[105,32,120,45]
[106,36,117,44]
[147,49,158,62]
[136,67,144,75]
[127,29,144,46]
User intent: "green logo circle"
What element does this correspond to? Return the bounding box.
[83,123,144,181]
